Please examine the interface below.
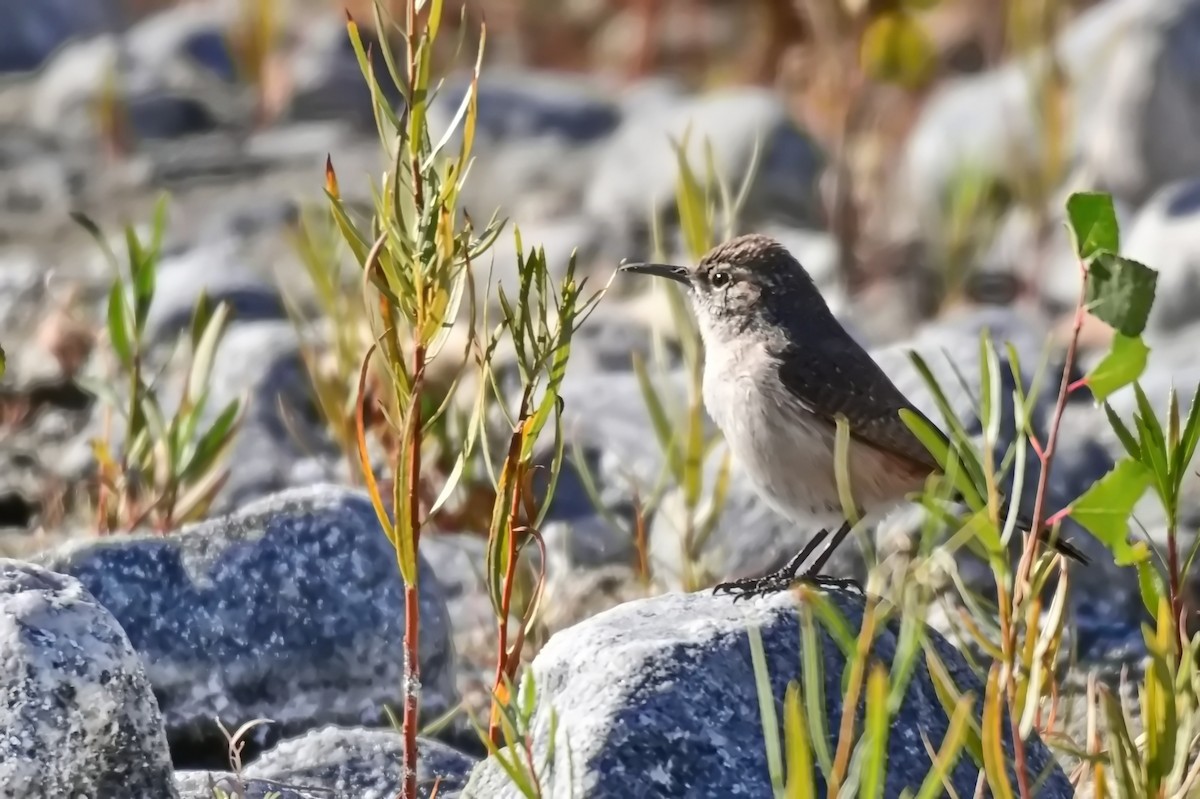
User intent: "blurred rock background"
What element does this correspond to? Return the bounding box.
[1,0,1198,794]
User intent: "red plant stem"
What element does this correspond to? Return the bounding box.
[401,343,426,799]
[489,402,530,745]
[1168,522,1183,646]
[1005,263,1088,799]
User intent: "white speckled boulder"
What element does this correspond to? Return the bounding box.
[34,485,458,765]
[0,559,177,798]
[464,589,1073,799]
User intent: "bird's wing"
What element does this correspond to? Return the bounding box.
[774,337,947,473]
[775,338,1090,564]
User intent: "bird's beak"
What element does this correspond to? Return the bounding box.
[618,261,691,285]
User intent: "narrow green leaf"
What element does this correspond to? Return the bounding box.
[914,694,973,799]
[1068,458,1152,565]
[747,625,785,794]
[1103,402,1143,461]
[981,666,1015,799]
[186,301,231,407]
[898,408,985,509]
[782,681,814,799]
[107,283,134,368]
[631,352,681,473]
[861,665,890,799]
[1085,334,1149,404]
[1065,191,1119,260]
[179,400,243,485]
[1085,253,1158,337]
[1170,385,1200,501]
[800,606,834,778]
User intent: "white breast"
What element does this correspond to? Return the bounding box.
[702,340,921,526]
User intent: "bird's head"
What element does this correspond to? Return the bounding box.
[620,234,832,346]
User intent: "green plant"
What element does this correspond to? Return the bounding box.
[481,240,605,741]
[472,669,568,798]
[325,2,498,793]
[75,197,244,534]
[279,201,373,476]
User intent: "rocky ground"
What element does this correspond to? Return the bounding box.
[3,0,1200,796]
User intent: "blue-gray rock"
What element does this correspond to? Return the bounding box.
[1122,178,1200,334]
[0,0,111,73]
[29,4,238,142]
[202,321,345,514]
[584,88,824,248]
[462,590,1073,798]
[31,485,457,764]
[243,726,476,799]
[0,559,177,798]
[144,242,288,344]
[1085,0,1200,205]
[429,69,621,147]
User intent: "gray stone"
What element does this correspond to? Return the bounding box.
[284,16,402,127]
[0,559,177,798]
[462,590,1073,799]
[1085,0,1200,206]
[978,193,1136,313]
[176,771,325,799]
[144,241,288,343]
[28,4,239,142]
[1121,178,1200,334]
[0,0,111,73]
[584,88,824,249]
[32,485,458,763]
[243,726,476,799]
[897,0,1145,230]
[428,69,620,148]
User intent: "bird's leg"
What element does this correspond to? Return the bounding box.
[712,521,860,601]
[796,520,861,593]
[712,527,830,600]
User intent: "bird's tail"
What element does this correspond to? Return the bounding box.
[945,491,1089,565]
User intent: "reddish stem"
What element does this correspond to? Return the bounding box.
[401,343,426,799]
[1005,262,1088,799]
[489,399,531,744]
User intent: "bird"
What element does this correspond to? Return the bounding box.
[619,233,1087,598]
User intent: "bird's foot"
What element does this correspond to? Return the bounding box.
[712,568,862,603]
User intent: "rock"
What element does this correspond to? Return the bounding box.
[29,4,238,142]
[1120,178,1200,334]
[584,88,824,250]
[0,0,112,73]
[285,16,403,127]
[32,485,458,766]
[1085,0,1200,206]
[0,559,177,798]
[242,726,476,799]
[462,590,1073,798]
[978,193,1136,313]
[144,240,288,343]
[203,321,344,514]
[176,772,324,799]
[429,69,620,148]
[897,0,1145,230]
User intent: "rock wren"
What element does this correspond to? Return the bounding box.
[620,233,1086,598]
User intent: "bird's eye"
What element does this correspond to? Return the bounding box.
[710,270,731,288]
